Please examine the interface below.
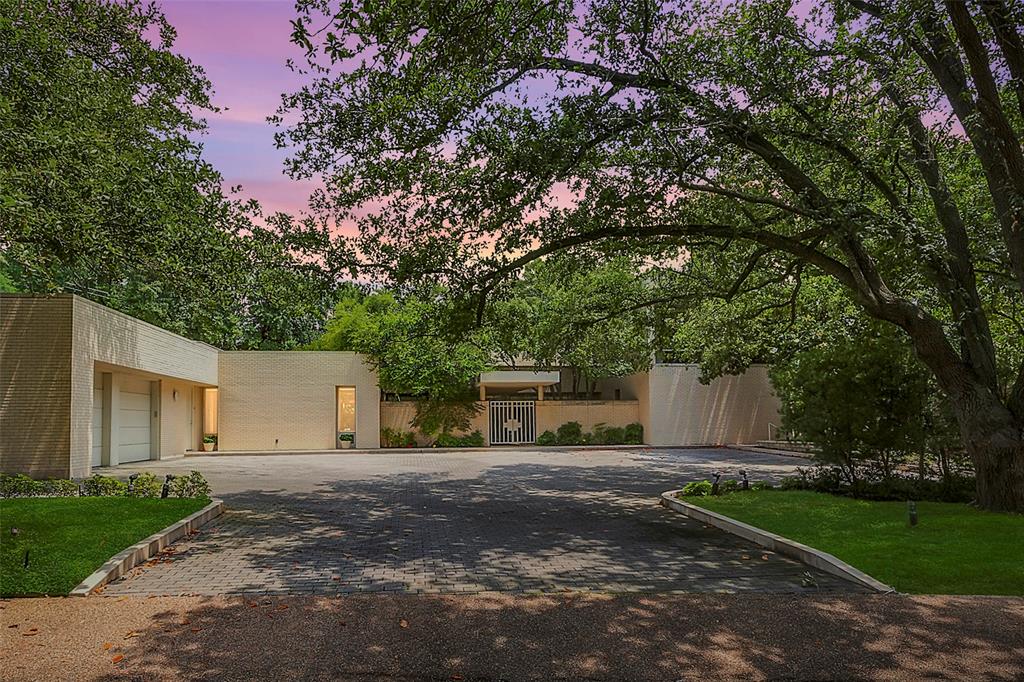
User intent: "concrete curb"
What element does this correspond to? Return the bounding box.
[660,490,895,593]
[728,444,815,460]
[185,445,662,456]
[69,498,224,596]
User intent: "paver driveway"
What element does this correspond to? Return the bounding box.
[99,448,860,595]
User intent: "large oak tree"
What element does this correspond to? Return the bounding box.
[279,0,1024,511]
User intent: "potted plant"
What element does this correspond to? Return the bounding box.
[338,432,355,449]
[202,434,217,452]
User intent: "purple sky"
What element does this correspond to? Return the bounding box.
[159,0,315,220]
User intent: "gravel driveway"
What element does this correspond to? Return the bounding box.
[97,448,859,595]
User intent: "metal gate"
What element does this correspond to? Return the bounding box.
[488,400,537,445]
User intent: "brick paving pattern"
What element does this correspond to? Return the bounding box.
[101,449,862,595]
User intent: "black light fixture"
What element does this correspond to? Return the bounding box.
[128,473,139,494]
[161,474,176,499]
[711,471,722,495]
[908,500,918,527]
[740,469,749,490]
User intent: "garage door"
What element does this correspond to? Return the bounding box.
[92,387,104,466]
[119,376,152,463]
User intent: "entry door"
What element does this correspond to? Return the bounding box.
[488,400,536,445]
[119,376,152,463]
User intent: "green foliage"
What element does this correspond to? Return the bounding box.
[680,481,713,497]
[0,0,341,350]
[169,471,211,499]
[624,423,644,445]
[82,475,128,497]
[411,399,483,439]
[0,475,77,498]
[779,467,975,504]
[555,421,584,446]
[433,430,485,448]
[590,424,625,445]
[337,432,355,443]
[770,330,932,482]
[202,434,217,444]
[380,427,417,448]
[127,473,162,499]
[309,291,492,402]
[536,430,557,446]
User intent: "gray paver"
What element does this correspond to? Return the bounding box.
[98,448,862,595]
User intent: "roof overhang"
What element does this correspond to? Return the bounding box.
[479,370,560,390]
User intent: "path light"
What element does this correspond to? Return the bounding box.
[711,471,722,495]
[128,473,139,494]
[10,527,18,537]
[908,500,918,527]
[161,474,176,499]
[740,470,749,490]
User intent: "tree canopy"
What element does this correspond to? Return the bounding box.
[280,0,1024,510]
[0,0,345,349]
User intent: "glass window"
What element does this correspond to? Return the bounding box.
[336,387,356,433]
[203,388,218,435]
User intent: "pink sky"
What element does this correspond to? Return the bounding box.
[158,0,315,219]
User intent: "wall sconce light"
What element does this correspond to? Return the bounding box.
[172,390,179,401]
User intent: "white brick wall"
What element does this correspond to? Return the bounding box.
[218,352,380,451]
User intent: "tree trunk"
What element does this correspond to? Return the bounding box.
[957,407,1024,512]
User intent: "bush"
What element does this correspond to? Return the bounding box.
[433,430,485,448]
[83,474,128,497]
[169,470,211,499]
[1,474,42,498]
[556,421,584,445]
[127,472,162,498]
[39,479,79,497]
[624,422,644,444]
[721,479,739,494]
[381,427,417,448]
[751,480,773,491]
[591,424,627,445]
[681,480,713,497]
[779,465,975,503]
[536,430,557,446]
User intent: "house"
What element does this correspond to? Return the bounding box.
[0,294,780,478]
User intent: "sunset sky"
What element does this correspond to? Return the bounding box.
[159,0,315,219]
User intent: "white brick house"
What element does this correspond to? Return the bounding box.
[0,294,780,478]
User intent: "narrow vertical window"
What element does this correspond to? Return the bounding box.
[336,386,356,448]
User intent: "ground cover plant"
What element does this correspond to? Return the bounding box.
[684,489,1024,595]
[0,497,208,596]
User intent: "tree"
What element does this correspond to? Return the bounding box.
[771,330,930,482]
[280,0,1024,510]
[487,258,656,394]
[0,0,342,349]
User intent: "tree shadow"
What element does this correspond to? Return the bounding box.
[104,458,857,596]
[82,592,1024,681]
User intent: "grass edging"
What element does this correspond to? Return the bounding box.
[660,490,895,593]
[69,498,224,596]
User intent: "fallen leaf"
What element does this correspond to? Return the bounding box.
[399,619,409,629]
[249,602,258,608]
[124,631,140,639]
[7,624,16,629]
[451,675,464,681]
[331,576,340,581]
[278,604,289,610]
[22,631,38,637]
[741,555,751,560]
[761,554,770,561]
[191,628,202,633]
[102,642,113,651]
[111,654,124,664]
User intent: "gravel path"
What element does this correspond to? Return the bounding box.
[2,593,1022,680]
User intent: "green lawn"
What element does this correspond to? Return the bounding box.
[0,497,207,596]
[688,490,1024,595]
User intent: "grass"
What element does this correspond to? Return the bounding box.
[0,497,208,596]
[687,490,1024,595]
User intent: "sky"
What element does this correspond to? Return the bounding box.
[158,0,314,219]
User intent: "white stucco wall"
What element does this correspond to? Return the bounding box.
[645,364,780,446]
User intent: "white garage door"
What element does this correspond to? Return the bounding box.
[119,376,152,463]
[91,387,104,466]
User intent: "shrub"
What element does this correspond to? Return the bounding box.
[202,434,217,444]
[681,480,713,497]
[591,424,627,445]
[556,421,584,445]
[83,474,128,497]
[721,479,739,494]
[1,474,43,498]
[170,470,211,499]
[381,427,417,448]
[434,430,484,448]
[39,479,79,497]
[779,465,975,503]
[128,472,162,498]
[536,430,557,446]
[751,481,773,491]
[624,422,644,444]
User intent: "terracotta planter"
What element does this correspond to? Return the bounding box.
[340,441,352,449]
[202,441,215,452]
